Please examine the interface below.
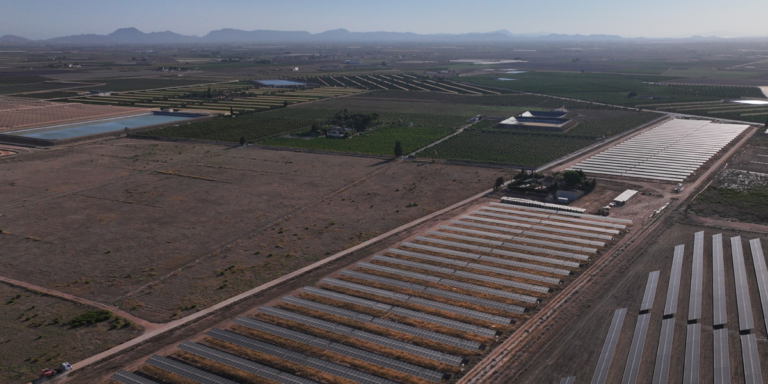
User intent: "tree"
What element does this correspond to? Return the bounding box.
[563,170,586,188]
[283,101,289,108]
[240,137,246,145]
[494,177,504,191]
[394,141,403,157]
[627,92,637,98]
[381,61,387,66]
[230,107,234,115]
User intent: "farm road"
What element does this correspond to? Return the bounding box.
[0,275,158,331]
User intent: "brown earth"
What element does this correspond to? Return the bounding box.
[0,138,506,323]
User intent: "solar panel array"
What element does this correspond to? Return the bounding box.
[590,308,626,384]
[621,313,650,384]
[569,119,749,182]
[741,333,763,384]
[688,231,704,321]
[730,236,755,331]
[651,318,675,384]
[748,238,768,334]
[664,245,685,316]
[713,328,730,384]
[683,323,701,384]
[146,354,240,384]
[117,202,635,384]
[712,234,727,326]
[640,271,660,312]
[111,370,158,384]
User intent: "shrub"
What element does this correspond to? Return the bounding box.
[69,310,112,326]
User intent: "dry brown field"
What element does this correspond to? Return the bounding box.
[0,138,505,323]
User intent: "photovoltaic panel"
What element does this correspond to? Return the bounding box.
[452,270,551,293]
[730,236,754,331]
[621,313,650,384]
[207,328,307,364]
[741,333,763,384]
[397,244,570,275]
[422,287,525,313]
[175,341,283,382]
[413,236,580,268]
[461,215,606,246]
[438,279,538,303]
[651,318,675,384]
[471,211,614,240]
[146,354,240,384]
[406,296,512,324]
[370,318,481,350]
[713,328,730,384]
[110,370,158,384]
[324,344,444,382]
[640,271,660,312]
[560,377,576,384]
[357,261,442,283]
[427,231,591,260]
[302,287,393,312]
[281,296,375,323]
[258,307,354,335]
[372,255,456,275]
[664,245,685,316]
[388,307,497,337]
[683,323,701,384]
[386,248,469,267]
[748,238,768,335]
[689,231,704,321]
[442,224,597,253]
[234,316,332,348]
[713,234,727,326]
[464,262,561,285]
[341,270,427,292]
[481,205,626,229]
[349,330,463,365]
[590,308,626,384]
[320,278,410,302]
[477,255,571,276]
[400,242,481,260]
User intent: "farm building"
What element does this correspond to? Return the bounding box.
[613,189,638,206]
[497,110,571,131]
[251,79,307,88]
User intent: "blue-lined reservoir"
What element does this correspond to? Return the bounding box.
[6,112,202,140]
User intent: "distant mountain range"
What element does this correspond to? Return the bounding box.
[0,27,755,45]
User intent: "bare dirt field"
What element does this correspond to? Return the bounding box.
[0,282,143,383]
[0,97,147,131]
[500,218,768,384]
[0,138,506,324]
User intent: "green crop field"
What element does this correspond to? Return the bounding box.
[355,90,616,110]
[136,108,336,142]
[460,72,764,107]
[11,91,82,99]
[85,78,219,92]
[422,112,659,167]
[262,113,464,156]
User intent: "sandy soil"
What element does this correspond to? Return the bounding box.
[0,138,507,323]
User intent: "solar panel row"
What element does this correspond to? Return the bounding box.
[453,270,550,293]
[640,271,660,312]
[389,307,498,338]
[234,317,332,348]
[146,354,240,384]
[688,231,704,321]
[621,313,650,384]
[426,231,591,260]
[423,287,525,313]
[730,236,754,331]
[350,330,464,365]
[371,318,481,350]
[713,234,727,326]
[741,333,763,384]
[683,323,701,384]
[321,278,411,302]
[652,318,675,384]
[460,215,606,246]
[357,261,442,283]
[110,370,158,384]
[444,223,598,253]
[325,343,444,382]
[282,296,375,323]
[748,238,768,335]
[409,238,581,269]
[713,328,730,384]
[387,248,469,267]
[259,306,354,335]
[302,287,393,312]
[477,210,622,235]
[470,211,614,240]
[341,270,428,292]
[590,308,626,384]
[406,296,513,324]
[664,245,685,316]
[481,206,626,230]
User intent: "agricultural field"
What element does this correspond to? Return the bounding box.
[422,113,660,167]
[262,113,465,156]
[460,72,765,107]
[11,91,82,99]
[0,283,142,383]
[0,97,146,132]
[354,90,620,110]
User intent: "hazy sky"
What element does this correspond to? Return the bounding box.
[2,0,767,39]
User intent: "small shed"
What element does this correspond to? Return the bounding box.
[613,189,638,206]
